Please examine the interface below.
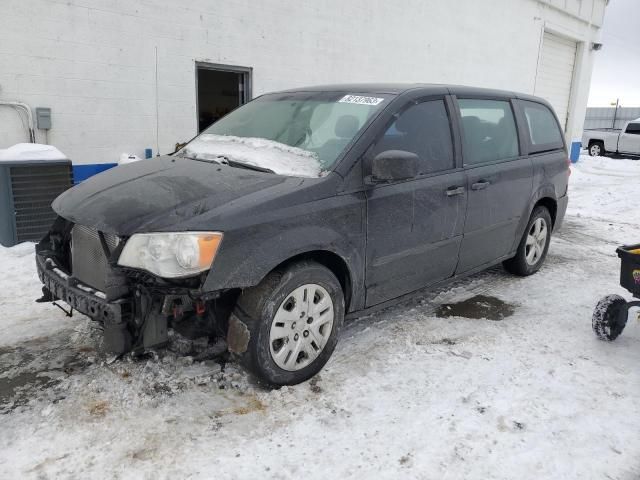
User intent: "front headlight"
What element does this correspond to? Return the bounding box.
[117,232,223,278]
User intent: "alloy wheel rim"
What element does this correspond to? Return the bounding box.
[525,217,548,266]
[269,283,334,371]
[590,144,601,156]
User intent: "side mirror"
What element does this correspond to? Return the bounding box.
[369,150,419,183]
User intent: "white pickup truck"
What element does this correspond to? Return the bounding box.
[582,118,640,157]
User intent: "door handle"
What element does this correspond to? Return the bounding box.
[471,180,490,191]
[446,186,465,197]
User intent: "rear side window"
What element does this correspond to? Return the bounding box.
[625,123,640,135]
[522,101,564,151]
[458,99,519,164]
[373,100,454,174]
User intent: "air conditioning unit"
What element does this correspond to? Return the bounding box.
[0,144,73,247]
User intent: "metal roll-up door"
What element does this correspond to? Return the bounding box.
[534,31,577,132]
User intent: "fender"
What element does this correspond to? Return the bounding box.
[510,182,558,253]
[201,204,365,311]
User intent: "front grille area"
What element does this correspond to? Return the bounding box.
[71,225,120,292]
[10,164,73,242]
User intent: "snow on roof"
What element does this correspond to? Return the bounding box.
[181,134,324,178]
[0,143,67,161]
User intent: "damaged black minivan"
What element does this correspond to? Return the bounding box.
[36,84,569,385]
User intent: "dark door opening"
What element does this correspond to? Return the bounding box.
[196,64,251,132]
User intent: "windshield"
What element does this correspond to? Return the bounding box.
[179,91,391,177]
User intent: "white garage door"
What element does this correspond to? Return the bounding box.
[534,32,577,132]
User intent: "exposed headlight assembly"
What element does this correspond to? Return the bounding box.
[117,232,223,278]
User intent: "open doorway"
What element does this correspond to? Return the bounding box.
[196,63,252,132]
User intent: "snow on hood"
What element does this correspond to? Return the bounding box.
[181,134,324,178]
[0,143,67,161]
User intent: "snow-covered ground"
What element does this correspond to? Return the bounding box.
[1,155,639,479]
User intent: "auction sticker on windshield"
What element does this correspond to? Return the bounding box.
[339,95,385,106]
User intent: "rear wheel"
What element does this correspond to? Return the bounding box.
[230,261,344,386]
[589,141,604,157]
[592,295,628,341]
[503,206,552,276]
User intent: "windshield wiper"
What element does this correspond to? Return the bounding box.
[181,153,274,173]
[221,158,275,174]
[178,152,222,164]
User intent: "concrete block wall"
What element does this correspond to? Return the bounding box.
[0,0,606,168]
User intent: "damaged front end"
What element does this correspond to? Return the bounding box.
[35,217,235,355]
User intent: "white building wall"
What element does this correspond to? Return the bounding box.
[0,0,605,166]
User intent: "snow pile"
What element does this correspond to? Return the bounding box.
[181,134,324,178]
[0,143,67,161]
[0,243,77,348]
[569,154,640,225]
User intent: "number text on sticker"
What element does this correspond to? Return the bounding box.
[338,95,385,106]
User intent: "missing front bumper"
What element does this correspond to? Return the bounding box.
[36,252,140,353]
[36,253,131,325]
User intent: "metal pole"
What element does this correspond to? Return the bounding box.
[612,98,619,129]
[155,46,160,156]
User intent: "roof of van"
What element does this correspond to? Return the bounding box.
[274,83,546,103]
[277,83,438,94]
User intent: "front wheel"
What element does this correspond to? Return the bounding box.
[592,295,628,341]
[503,206,552,276]
[229,261,344,386]
[589,141,604,157]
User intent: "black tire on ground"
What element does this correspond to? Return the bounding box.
[592,294,628,341]
[503,206,553,276]
[589,141,605,157]
[231,260,344,386]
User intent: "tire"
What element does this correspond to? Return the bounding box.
[230,261,344,386]
[503,206,552,276]
[589,141,604,157]
[592,295,628,341]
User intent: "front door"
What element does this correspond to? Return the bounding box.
[455,98,533,273]
[365,99,466,307]
[618,122,640,154]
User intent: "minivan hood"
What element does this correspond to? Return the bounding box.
[53,156,315,235]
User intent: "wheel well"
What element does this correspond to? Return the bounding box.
[277,251,353,311]
[589,139,604,147]
[534,197,557,227]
